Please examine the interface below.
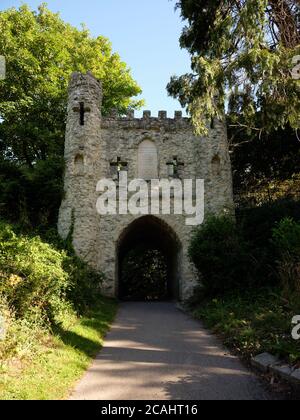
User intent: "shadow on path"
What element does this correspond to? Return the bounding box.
[70,302,280,400]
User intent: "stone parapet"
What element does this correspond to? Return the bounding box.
[102,110,191,130]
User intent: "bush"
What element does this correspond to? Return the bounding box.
[0,157,64,229]
[0,221,104,362]
[63,255,104,311]
[189,215,253,296]
[0,295,47,363]
[41,226,105,311]
[193,288,300,364]
[0,221,71,323]
[238,199,300,248]
[272,218,300,255]
[272,218,300,295]
[233,199,300,286]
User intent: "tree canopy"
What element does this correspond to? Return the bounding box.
[0,4,143,227]
[0,4,143,166]
[167,0,300,135]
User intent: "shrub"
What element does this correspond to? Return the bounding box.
[237,199,300,249]
[41,226,105,311]
[233,199,300,286]
[193,288,300,364]
[0,221,70,323]
[272,218,300,295]
[0,220,104,362]
[272,218,300,255]
[63,255,104,312]
[189,215,253,296]
[0,157,64,229]
[0,295,47,363]
[0,221,105,315]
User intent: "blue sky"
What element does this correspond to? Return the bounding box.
[0,0,192,117]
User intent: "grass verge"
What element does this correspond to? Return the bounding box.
[192,288,300,366]
[0,297,117,400]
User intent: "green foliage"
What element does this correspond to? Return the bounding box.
[168,0,300,135]
[0,220,105,362]
[0,221,71,323]
[0,296,47,362]
[190,208,300,365]
[120,247,168,301]
[0,4,144,228]
[189,215,252,295]
[63,254,104,312]
[231,125,300,207]
[272,217,300,255]
[234,199,300,285]
[190,203,300,299]
[0,4,143,165]
[272,218,300,295]
[0,157,64,228]
[0,297,117,400]
[193,288,300,364]
[238,199,300,246]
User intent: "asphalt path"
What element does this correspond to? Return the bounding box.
[70,302,277,400]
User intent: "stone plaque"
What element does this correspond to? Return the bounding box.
[138,140,158,180]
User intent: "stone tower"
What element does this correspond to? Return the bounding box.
[58,72,103,268]
[58,72,234,301]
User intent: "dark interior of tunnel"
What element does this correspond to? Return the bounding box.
[117,216,181,301]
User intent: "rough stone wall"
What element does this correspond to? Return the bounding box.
[58,72,103,270]
[58,72,234,300]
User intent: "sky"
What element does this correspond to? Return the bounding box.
[0,0,192,117]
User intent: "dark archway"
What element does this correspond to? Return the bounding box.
[117,216,182,301]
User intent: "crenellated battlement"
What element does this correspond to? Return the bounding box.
[102,109,193,130]
[106,109,187,119]
[101,109,224,132]
[67,72,221,132]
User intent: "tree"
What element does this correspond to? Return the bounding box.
[167,0,300,135]
[231,125,300,206]
[0,4,143,166]
[0,4,143,227]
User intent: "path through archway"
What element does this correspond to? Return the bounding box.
[117,216,182,301]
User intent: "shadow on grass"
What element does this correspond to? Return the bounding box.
[52,298,117,359]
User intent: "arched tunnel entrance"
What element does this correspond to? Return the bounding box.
[117,216,182,301]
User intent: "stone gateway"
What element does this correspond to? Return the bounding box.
[58,72,234,300]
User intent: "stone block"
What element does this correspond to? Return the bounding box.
[270,364,294,381]
[158,111,167,119]
[143,110,151,119]
[290,369,300,385]
[251,353,278,373]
